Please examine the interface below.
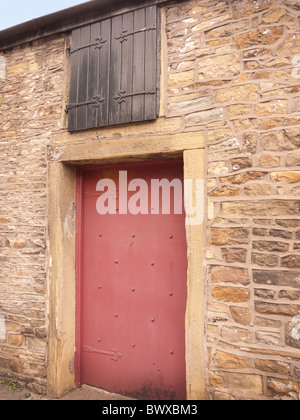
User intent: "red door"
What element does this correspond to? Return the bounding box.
[76,159,187,400]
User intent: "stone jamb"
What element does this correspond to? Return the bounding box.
[46,143,205,400]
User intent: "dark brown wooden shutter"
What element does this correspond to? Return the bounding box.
[67,5,159,132]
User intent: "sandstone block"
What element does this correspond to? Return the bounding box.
[255,301,300,317]
[279,290,300,300]
[261,128,300,151]
[167,96,212,115]
[209,373,224,388]
[254,288,276,299]
[198,53,241,79]
[255,99,288,115]
[227,104,252,117]
[10,360,23,373]
[221,326,251,343]
[282,0,300,10]
[221,248,247,263]
[252,252,278,267]
[234,27,284,50]
[259,155,280,168]
[232,0,275,18]
[205,20,250,39]
[214,350,252,369]
[254,359,290,375]
[253,269,300,288]
[230,306,251,326]
[253,240,289,252]
[6,62,28,76]
[256,330,280,346]
[226,373,263,395]
[276,219,300,228]
[208,161,229,175]
[216,84,259,103]
[269,229,292,239]
[285,315,300,349]
[291,97,300,113]
[222,200,300,216]
[211,266,250,285]
[207,128,233,143]
[212,286,250,303]
[211,227,249,246]
[277,33,300,56]
[244,184,272,196]
[267,377,300,399]
[281,255,300,269]
[8,334,23,347]
[270,171,300,183]
[263,118,285,129]
[185,107,224,126]
[262,8,295,24]
[214,392,235,400]
[210,185,240,197]
[230,157,252,171]
[220,171,265,185]
[168,69,195,86]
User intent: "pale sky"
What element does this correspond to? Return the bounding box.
[0,0,90,30]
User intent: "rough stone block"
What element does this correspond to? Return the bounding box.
[211,266,250,285]
[214,350,252,369]
[229,306,251,326]
[226,373,263,395]
[212,286,250,303]
[221,200,300,216]
[216,84,259,103]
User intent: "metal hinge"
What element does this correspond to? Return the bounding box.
[115,26,156,43]
[65,95,105,112]
[69,36,107,54]
[113,90,156,104]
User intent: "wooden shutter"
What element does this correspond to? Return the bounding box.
[67,5,159,132]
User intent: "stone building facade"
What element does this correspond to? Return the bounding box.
[0,0,300,400]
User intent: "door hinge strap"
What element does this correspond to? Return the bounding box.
[113,90,156,104]
[83,345,122,362]
[65,95,105,112]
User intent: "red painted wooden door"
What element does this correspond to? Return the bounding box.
[77,159,187,400]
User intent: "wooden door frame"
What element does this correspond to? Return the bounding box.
[47,142,205,400]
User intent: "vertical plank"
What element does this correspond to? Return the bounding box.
[120,11,134,125]
[109,15,123,126]
[145,6,157,120]
[68,29,80,132]
[87,22,100,129]
[132,8,146,123]
[98,18,111,127]
[77,25,90,131]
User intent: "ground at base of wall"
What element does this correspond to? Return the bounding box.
[0,383,135,400]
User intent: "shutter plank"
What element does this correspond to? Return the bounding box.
[87,22,100,129]
[120,12,134,125]
[109,15,123,126]
[132,8,146,123]
[77,26,90,131]
[68,29,80,132]
[145,6,157,120]
[98,18,111,127]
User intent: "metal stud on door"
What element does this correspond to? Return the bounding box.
[77,159,187,400]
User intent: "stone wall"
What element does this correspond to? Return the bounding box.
[0,36,66,394]
[0,0,300,399]
[165,0,300,400]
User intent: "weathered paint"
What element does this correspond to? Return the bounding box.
[77,160,188,400]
